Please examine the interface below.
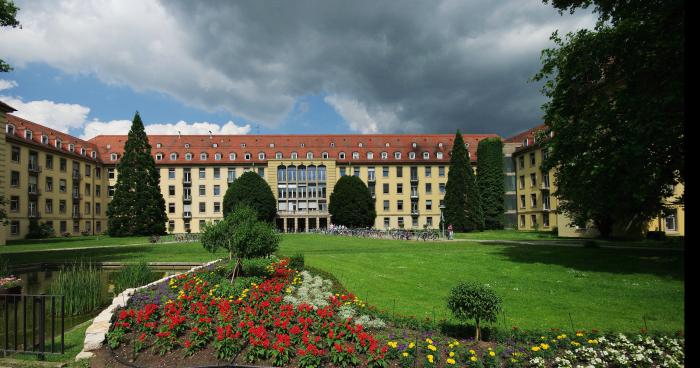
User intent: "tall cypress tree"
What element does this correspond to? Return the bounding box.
[476,137,505,229]
[107,112,167,236]
[444,130,484,232]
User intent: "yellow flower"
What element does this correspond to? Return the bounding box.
[571,341,581,346]
[425,338,433,344]
[489,351,496,357]
[531,346,540,352]
[470,356,477,362]
[446,358,456,365]
[402,352,409,357]
[427,355,434,363]
[587,339,599,345]
[469,349,476,355]
[428,344,437,351]
[540,343,549,350]
[408,342,415,349]
[449,351,455,357]
[576,332,584,337]
[453,340,460,346]
[387,341,398,349]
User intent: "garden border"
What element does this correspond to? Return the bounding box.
[75,259,222,361]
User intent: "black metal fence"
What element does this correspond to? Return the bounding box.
[0,294,64,359]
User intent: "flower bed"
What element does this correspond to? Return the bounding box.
[104,259,684,367]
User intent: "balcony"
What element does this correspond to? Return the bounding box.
[411,209,420,216]
[183,195,192,203]
[542,204,551,211]
[367,174,376,182]
[183,211,192,218]
[410,190,419,199]
[410,175,419,182]
[541,182,551,190]
[28,164,42,173]
[183,176,192,186]
[28,210,41,218]
[72,212,81,219]
[227,176,236,184]
[72,192,82,200]
[28,186,41,196]
[72,171,82,180]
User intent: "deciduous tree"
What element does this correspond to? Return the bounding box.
[328,175,375,228]
[223,171,277,223]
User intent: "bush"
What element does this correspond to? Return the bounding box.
[26,219,55,239]
[111,262,161,294]
[646,231,667,241]
[289,253,305,270]
[241,258,273,277]
[447,281,502,341]
[583,239,600,248]
[223,171,277,222]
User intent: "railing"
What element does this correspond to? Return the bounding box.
[183,195,192,202]
[183,212,192,218]
[28,164,42,173]
[410,175,419,182]
[72,171,81,180]
[1,294,65,359]
[28,186,40,196]
[410,191,419,198]
[72,212,81,219]
[367,174,376,182]
[28,210,41,219]
[541,182,551,190]
[411,209,420,216]
[182,177,192,185]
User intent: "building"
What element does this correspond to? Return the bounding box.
[1,103,499,239]
[507,125,685,237]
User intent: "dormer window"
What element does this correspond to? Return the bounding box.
[258,152,265,160]
[438,142,444,148]
[185,153,193,160]
[214,153,222,160]
[241,143,247,148]
[275,152,283,159]
[156,143,162,148]
[155,153,163,161]
[106,144,111,150]
[330,142,335,148]
[524,138,529,146]
[170,153,178,160]
[212,143,218,148]
[291,152,298,160]
[385,143,390,147]
[244,152,251,160]
[358,142,363,148]
[381,152,388,159]
[68,144,75,152]
[367,152,374,159]
[338,152,346,160]
[423,152,430,159]
[306,152,313,159]
[91,151,97,159]
[41,135,49,144]
[394,152,401,159]
[412,142,417,149]
[229,153,237,160]
[184,143,190,149]
[56,139,62,149]
[25,130,33,140]
[111,153,119,161]
[300,143,305,148]
[322,152,329,159]
[436,152,444,159]
[352,152,359,160]
[269,143,275,148]
[80,148,86,155]
[409,152,416,159]
[5,124,15,135]
[200,152,208,160]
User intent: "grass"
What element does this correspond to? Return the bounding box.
[111,261,162,294]
[49,261,102,316]
[455,229,559,241]
[2,317,92,366]
[2,235,151,253]
[277,234,684,334]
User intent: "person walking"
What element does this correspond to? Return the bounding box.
[447,223,454,240]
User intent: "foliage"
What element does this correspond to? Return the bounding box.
[533,0,684,238]
[241,257,274,277]
[0,0,20,72]
[329,175,376,228]
[222,171,277,222]
[0,195,7,225]
[25,219,55,239]
[201,205,280,262]
[111,261,161,294]
[476,137,505,229]
[289,253,305,270]
[107,112,167,236]
[49,260,102,316]
[444,130,484,232]
[447,281,502,341]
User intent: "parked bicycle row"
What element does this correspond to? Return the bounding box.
[309,225,442,241]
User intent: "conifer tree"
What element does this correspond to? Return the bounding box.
[476,137,505,229]
[444,130,484,232]
[107,112,167,236]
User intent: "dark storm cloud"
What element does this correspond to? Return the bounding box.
[164,0,594,136]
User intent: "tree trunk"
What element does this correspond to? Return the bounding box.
[475,319,481,341]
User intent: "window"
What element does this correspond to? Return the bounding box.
[543,213,550,227]
[382,166,389,177]
[244,153,251,160]
[96,221,102,233]
[10,171,19,187]
[25,130,33,140]
[423,152,430,160]
[408,152,416,160]
[227,168,236,183]
[85,201,91,215]
[384,217,390,228]
[518,156,525,169]
[108,168,116,179]
[531,214,537,227]
[306,152,313,159]
[438,166,445,177]
[530,152,536,166]
[45,154,53,169]
[214,185,221,196]
[199,202,206,213]
[60,158,67,172]
[96,185,101,197]
[168,168,175,179]
[339,167,346,177]
[275,152,283,159]
[229,153,237,160]
[338,152,346,160]
[95,167,101,178]
[665,209,678,231]
[60,221,67,233]
[200,152,208,160]
[397,200,404,211]
[439,183,446,194]
[59,200,66,214]
[95,203,101,215]
[6,124,14,135]
[425,183,432,194]
[396,166,403,177]
[9,196,19,212]
[427,217,433,226]
[383,183,389,194]
[155,153,163,161]
[46,177,53,192]
[520,215,526,228]
[111,153,118,161]
[185,153,193,161]
[212,167,220,179]
[11,146,20,162]
[353,167,360,177]
[436,152,444,159]
[530,173,537,187]
[168,220,175,233]
[199,168,206,179]
[530,193,537,208]
[199,185,206,196]
[352,152,359,160]
[426,200,433,211]
[85,164,91,177]
[366,152,374,159]
[519,176,525,189]
[85,183,91,196]
[258,152,265,160]
[397,183,403,194]
[520,195,526,208]
[398,217,405,228]
[394,151,401,159]
[383,200,390,211]
[169,203,175,214]
[169,185,176,196]
[10,221,19,235]
[214,202,221,213]
[108,186,115,196]
[322,152,329,159]
[381,152,388,159]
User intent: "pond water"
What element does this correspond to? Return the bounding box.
[1,267,180,351]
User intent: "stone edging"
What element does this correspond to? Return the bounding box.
[75,259,222,361]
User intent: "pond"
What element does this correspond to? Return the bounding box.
[0,266,181,352]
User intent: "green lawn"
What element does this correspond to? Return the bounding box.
[278,234,684,334]
[1,317,92,366]
[455,229,559,241]
[2,235,152,253]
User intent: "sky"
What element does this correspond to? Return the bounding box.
[0,0,595,140]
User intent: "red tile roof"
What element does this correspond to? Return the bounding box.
[5,114,103,162]
[504,124,547,144]
[89,133,499,165]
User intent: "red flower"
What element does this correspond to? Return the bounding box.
[334,343,343,353]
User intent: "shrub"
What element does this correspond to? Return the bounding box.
[646,231,667,241]
[289,253,305,270]
[223,171,277,222]
[583,240,599,248]
[111,261,161,294]
[26,219,55,239]
[447,281,502,341]
[241,258,273,277]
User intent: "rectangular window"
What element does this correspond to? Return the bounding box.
[10,196,19,212]
[108,186,115,197]
[85,201,91,215]
[530,193,537,208]
[60,158,67,172]
[438,166,445,177]
[439,183,446,194]
[426,217,433,226]
[383,217,390,228]
[397,200,403,211]
[108,168,115,179]
[59,200,66,214]
[95,167,101,179]
[396,166,403,177]
[199,168,206,179]
[45,199,53,214]
[383,183,389,194]
[425,183,432,194]
[665,209,678,231]
[518,156,525,169]
[530,152,536,166]
[95,203,101,215]
[11,146,20,162]
[425,166,432,177]
[46,154,53,169]
[228,168,236,183]
[10,171,19,187]
[168,168,175,179]
[169,203,175,213]
[543,213,550,227]
[353,167,360,177]
[214,202,221,213]
[85,183,91,196]
[426,200,433,211]
[531,214,537,227]
[214,185,221,196]
[519,176,525,189]
[60,221,67,233]
[85,164,91,177]
[398,217,404,228]
[214,167,221,179]
[520,195,526,208]
[169,185,176,196]
[383,200,390,211]
[520,215,526,228]
[10,221,19,235]
[59,179,67,192]
[199,185,206,196]
[96,221,102,233]
[46,177,53,192]
[199,202,206,213]
[168,220,175,233]
[339,167,346,177]
[73,221,79,233]
[397,183,403,194]
[530,173,537,187]
[382,166,389,177]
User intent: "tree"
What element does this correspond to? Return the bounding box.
[476,138,505,229]
[328,175,376,228]
[447,281,502,341]
[0,195,7,225]
[223,171,277,223]
[201,205,280,279]
[1,0,20,72]
[107,112,167,236]
[533,0,684,238]
[444,130,483,232]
